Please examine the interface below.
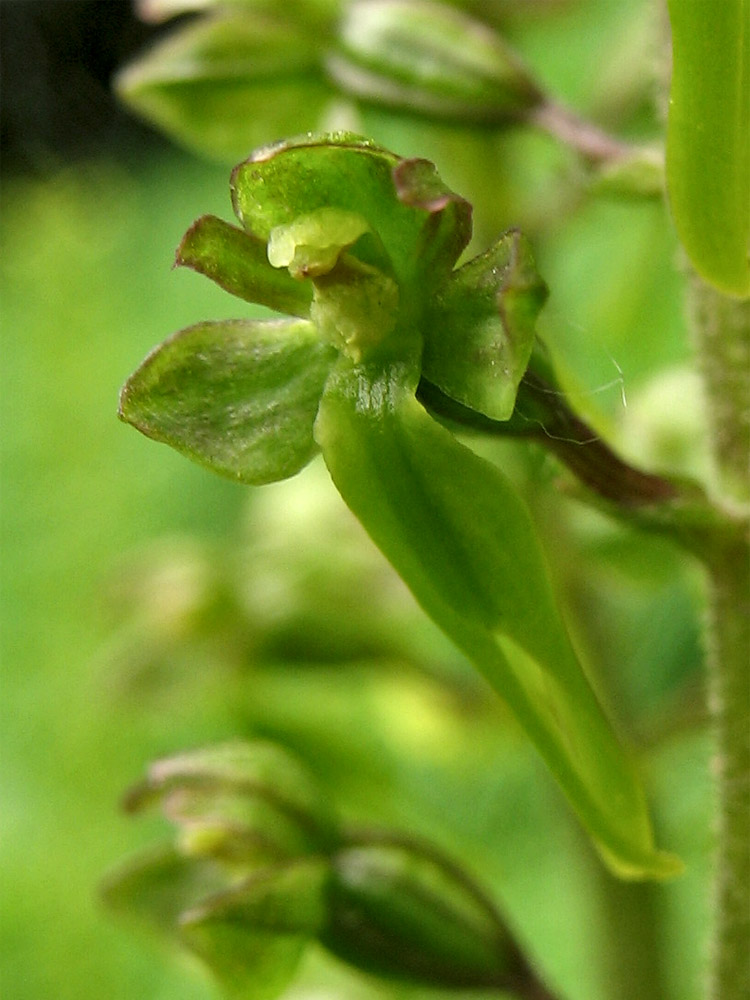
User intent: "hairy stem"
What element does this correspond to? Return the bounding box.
[705,537,750,1000]
[689,281,750,1000]
[690,285,750,508]
[513,371,678,505]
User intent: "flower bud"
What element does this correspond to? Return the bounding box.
[123,741,337,864]
[328,0,543,124]
[115,13,333,162]
[321,836,521,988]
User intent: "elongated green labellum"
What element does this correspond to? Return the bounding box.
[315,359,682,880]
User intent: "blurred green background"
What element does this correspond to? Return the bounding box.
[1,3,713,999]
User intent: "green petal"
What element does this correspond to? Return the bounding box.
[115,13,333,161]
[315,361,682,879]
[100,843,228,937]
[666,0,750,296]
[392,156,472,288]
[124,740,337,857]
[179,859,328,1000]
[230,133,471,288]
[119,318,336,485]
[177,215,312,317]
[422,229,547,421]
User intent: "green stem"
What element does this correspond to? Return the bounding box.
[689,281,750,1000]
[529,100,633,164]
[705,538,750,1000]
[689,285,750,508]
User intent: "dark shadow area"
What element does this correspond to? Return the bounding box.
[0,0,172,174]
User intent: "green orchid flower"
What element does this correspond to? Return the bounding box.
[120,131,680,880]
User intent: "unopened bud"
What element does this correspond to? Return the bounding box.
[321,835,521,989]
[328,0,543,124]
[123,741,336,863]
